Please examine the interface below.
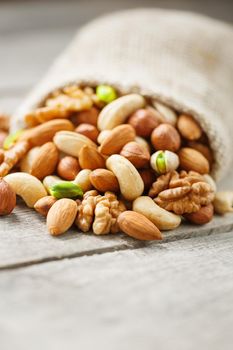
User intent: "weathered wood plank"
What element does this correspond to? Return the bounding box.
[1,201,233,270]
[1,231,233,350]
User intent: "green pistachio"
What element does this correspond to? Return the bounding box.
[50,181,83,199]
[96,85,117,103]
[156,152,166,174]
[150,150,179,174]
[3,129,24,150]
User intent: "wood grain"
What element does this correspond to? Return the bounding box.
[1,231,233,350]
[1,202,233,270]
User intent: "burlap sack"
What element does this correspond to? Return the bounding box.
[12,9,233,180]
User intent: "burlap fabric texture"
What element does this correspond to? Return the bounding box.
[12,9,233,180]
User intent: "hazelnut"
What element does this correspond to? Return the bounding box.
[57,156,80,181]
[139,169,156,191]
[177,114,202,140]
[75,123,99,143]
[120,141,150,168]
[151,123,181,152]
[128,108,160,137]
[71,107,99,126]
[0,178,16,215]
[184,204,214,224]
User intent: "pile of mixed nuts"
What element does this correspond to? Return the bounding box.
[0,85,232,240]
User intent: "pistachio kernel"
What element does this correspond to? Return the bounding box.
[50,181,83,199]
[150,150,179,174]
[96,85,117,103]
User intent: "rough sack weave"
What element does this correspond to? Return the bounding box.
[11,9,233,180]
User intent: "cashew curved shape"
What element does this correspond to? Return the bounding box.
[106,155,144,201]
[98,94,145,130]
[133,196,181,230]
[4,172,47,208]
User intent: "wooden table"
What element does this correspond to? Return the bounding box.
[1,1,233,349]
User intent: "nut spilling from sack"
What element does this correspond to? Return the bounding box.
[0,85,232,240]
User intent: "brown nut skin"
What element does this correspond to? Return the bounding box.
[0,130,7,148]
[72,107,99,126]
[57,156,80,181]
[79,145,106,170]
[117,211,162,241]
[177,114,202,141]
[90,169,120,193]
[128,108,160,137]
[75,123,99,143]
[151,123,181,152]
[139,169,156,191]
[0,149,4,164]
[188,141,213,166]
[0,179,16,216]
[184,204,214,224]
[120,141,150,168]
[178,147,210,174]
[99,124,136,156]
[34,196,57,216]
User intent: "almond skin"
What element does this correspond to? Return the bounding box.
[120,141,150,168]
[99,124,136,155]
[188,141,213,165]
[20,119,74,146]
[75,123,99,143]
[79,145,106,170]
[151,123,181,152]
[184,204,214,224]
[90,169,119,192]
[117,211,162,240]
[177,114,202,140]
[178,147,209,174]
[47,198,78,235]
[34,196,57,216]
[57,156,80,181]
[30,142,59,180]
[0,179,16,215]
[0,149,4,164]
[128,108,160,137]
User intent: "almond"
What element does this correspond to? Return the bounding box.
[34,196,57,216]
[188,141,213,165]
[120,141,150,168]
[151,123,181,152]
[178,147,209,174]
[57,156,80,181]
[75,123,99,143]
[99,124,135,155]
[0,149,4,164]
[117,211,162,240]
[79,145,106,170]
[20,119,74,146]
[90,169,119,192]
[0,179,16,215]
[30,142,59,180]
[177,114,202,140]
[128,108,160,137]
[47,198,78,235]
[184,204,214,224]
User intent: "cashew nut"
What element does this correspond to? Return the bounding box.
[73,169,92,192]
[213,191,233,214]
[106,155,144,201]
[4,172,47,208]
[53,131,96,157]
[98,94,145,130]
[43,175,62,193]
[133,196,181,230]
[152,101,177,125]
